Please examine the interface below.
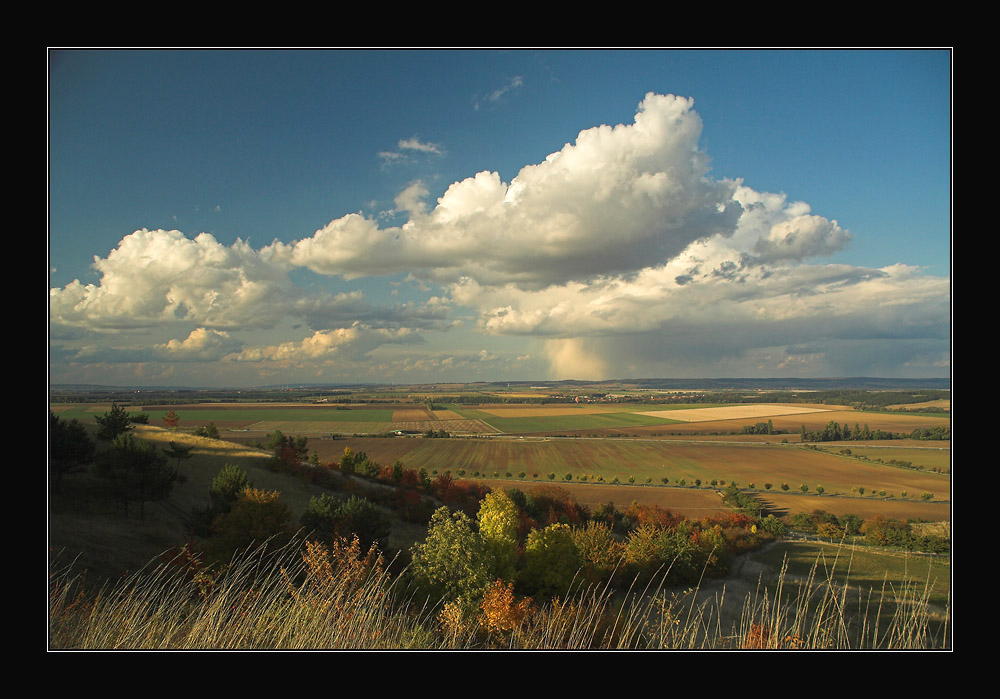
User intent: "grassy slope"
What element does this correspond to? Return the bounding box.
[747,539,951,610]
[49,424,393,587]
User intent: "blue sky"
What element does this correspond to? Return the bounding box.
[49,49,951,386]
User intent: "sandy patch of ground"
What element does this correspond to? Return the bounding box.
[637,404,832,423]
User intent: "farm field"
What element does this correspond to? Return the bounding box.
[52,401,950,442]
[468,479,734,519]
[51,403,498,436]
[305,436,951,504]
[636,403,831,422]
[54,395,950,526]
[537,408,951,439]
[751,490,950,521]
[814,445,950,473]
[441,402,852,434]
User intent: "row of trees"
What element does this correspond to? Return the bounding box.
[740,420,786,435]
[801,420,898,442]
[800,420,950,443]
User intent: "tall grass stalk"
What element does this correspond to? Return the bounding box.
[49,539,950,650]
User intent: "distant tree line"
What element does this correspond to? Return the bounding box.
[739,420,790,435]
[800,420,950,443]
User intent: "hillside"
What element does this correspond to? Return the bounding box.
[48,424,426,586]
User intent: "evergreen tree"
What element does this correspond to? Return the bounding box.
[209,464,253,514]
[94,433,177,518]
[95,403,133,441]
[50,412,96,490]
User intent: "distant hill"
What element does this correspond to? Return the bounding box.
[50,377,949,394]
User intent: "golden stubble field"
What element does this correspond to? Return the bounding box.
[636,403,832,422]
[558,407,951,439]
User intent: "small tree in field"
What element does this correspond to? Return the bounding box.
[333,496,392,553]
[210,464,253,514]
[210,488,292,559]
[94,433,178,518]
[162,410,180,429]
[340,447,356,476]
[477,490,520,582]
[194,422,220,439]
[95,403,133,441]
[163,441,195,470]
[520,523,581,600]
[410,507,492,610]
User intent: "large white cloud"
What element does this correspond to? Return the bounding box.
[50,229,295,330]
[231,324,422,364]
[49,93,948,382]
[69,328,243,364]
[291,93,743,286]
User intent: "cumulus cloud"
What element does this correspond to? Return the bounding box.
[49,93,948,382]
[393,181,431,217]
[292,93,743,287]
[70,328,243,364]
[50,229,295,331]
[455,260,947,339]
[752,214,850,263]
[156,328,243,361]
[231,324,421,364]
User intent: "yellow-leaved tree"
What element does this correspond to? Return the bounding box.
[476,490,520,582]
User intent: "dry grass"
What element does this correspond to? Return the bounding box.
[49,537,950,650]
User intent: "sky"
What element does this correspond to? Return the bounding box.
[48,49,952,387]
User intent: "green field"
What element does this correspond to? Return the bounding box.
[477,412,683,433]
[444,405,684,433]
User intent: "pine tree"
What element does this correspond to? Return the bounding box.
[94,433,177,518]
[95,403,133,441]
